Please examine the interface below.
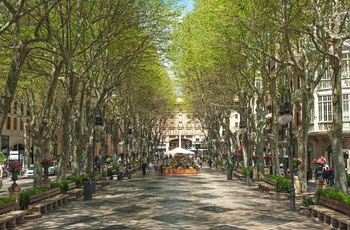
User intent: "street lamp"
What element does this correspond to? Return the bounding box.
[141,131,146,159]
[277,89,295,212]
[239,120,250,186]
[92,109,104,190]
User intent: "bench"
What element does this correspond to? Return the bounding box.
[95,175,110,187]
[310,195,350,230]
[66,182,83,200]
[257,177,277,193]
[0,200,27,230]
[232,168,245,180]
[28,187,69,214]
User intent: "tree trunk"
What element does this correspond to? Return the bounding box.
[298,91,313,192]
[32,133,43,188]
[331,42,348,194]
[56,101,70,181]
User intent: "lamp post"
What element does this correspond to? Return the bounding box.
[92,109,104,193]
[141,131,146,160]
[277,89,295,212]
[239,120,249,186]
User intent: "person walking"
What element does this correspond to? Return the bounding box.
[208,159,213,170]
[154,159,158,175]
[126,163,131,179]
[141,161,147,176]
[119,163,125,180]
[328,168,334,187]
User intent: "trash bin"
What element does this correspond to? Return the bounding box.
[83,180,92,201]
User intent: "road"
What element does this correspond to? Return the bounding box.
[13,166,333,230]
[0,174,58,195]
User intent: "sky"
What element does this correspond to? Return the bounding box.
[179,0,194,12]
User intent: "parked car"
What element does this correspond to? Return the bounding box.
[48,161,58,175]
[25,165,34,178]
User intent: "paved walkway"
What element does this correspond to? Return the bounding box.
[15,167,334,230]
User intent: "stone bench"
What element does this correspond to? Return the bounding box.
[28,187,69,214]
[0,200,27,230]
[95,175,110,187]
[232,168,245,180]
[310,195,350,230]
[257,177,277,193]
[66,182,83,200]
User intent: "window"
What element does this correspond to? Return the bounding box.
[1,136,9,150]
[196,135,199,142]
[20,120,24,131]
[13,118,17,130]
[195,123,200,129]
[318,62,332,89]
[343,95,350,121]
[235,114,238,119]
[343,53,350,77]
[235,122,238,127]
[178,114,182,122]
[6,117,11,130]
[342,53,350,87]
[318,96,332,122]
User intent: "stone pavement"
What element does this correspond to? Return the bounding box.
[15,166,334,230]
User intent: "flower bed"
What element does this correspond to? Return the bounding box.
[163,169,198,174]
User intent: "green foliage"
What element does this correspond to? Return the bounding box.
[0,196,16,204]
[264,174,291,193]
[302,196,314,207]
[107,166,120,176]
[51,175,85,193]
[19,187,49,210]
[238,166,253,177]
[0,152,7,164]
[315,189,350,205]
[228,163,234,170]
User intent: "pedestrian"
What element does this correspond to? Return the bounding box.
[154,159,158,175]
[0,163,3,179]
[119,164,124,180]
[208,159,213,170]
[126,163,131,179]
[148,161,153,172]
[141,161,147,176]
[328,168,334,187]
[322,167,329,183]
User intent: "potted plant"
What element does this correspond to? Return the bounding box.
[40,158,53,179]
[312,156,327,180]
[6,161,22,186]
[264,154,272,166]
[293,158,302,174]
[252,155,259,165]
[293,157,302,166]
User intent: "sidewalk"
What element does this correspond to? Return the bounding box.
[14,165,333,230]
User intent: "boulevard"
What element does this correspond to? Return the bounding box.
[13,166,332,230]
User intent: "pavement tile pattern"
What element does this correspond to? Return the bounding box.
[15,167,334,230]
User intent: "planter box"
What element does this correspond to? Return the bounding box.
[299,205,312,216]
[320,195,350,215]
[0,200,16,214]
[163,169,198,174]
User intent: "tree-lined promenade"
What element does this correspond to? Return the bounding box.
[0,0,349,198]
